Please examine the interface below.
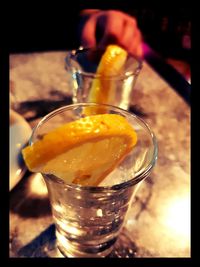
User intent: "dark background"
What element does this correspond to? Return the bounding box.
[132,8,191,62]
[132,8,191,82]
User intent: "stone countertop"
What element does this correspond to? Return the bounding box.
[9,52,190,258]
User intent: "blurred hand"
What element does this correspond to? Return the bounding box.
[80,10,143,58]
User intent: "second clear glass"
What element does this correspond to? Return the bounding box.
[65,47,142,110]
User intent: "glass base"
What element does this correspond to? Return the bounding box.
[56,229,116,258]
[17,224,138,258]
[57,243,114,258]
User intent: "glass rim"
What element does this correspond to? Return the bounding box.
[30,103,158,191]
[65,47,143,79]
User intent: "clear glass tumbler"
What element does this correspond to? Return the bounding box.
[30,103,157,258]
[65,47,142,110]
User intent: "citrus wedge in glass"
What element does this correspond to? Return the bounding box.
[84,45,128,114]
[22,114,137,186]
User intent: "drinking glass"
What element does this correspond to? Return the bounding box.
[30,103,157,257]
[65,47,142,110]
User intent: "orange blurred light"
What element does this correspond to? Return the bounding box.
[161,194,190,248]
[29,173,48,196]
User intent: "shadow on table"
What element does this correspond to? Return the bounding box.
[17,224,58,258]
[129,105,148,118]
[17,90,73,122]
[17,224,139,258]
[15,89,148,121]
[10,171,51,218]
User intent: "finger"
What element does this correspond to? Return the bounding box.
[81,16,98,48]
[120,20,137,50]
[136,45,144,58]
[129,29,143,57]
[98,14,124,47]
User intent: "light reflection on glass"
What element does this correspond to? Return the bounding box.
[16,143,22,148]
[59,221,81,236]
[29,173,48,197]
[96,208,103,217]
[15,169,22,176]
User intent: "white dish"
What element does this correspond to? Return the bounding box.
[9,109,32,191]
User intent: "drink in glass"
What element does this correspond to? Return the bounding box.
[24,103,157,257]
[65,46,142,110]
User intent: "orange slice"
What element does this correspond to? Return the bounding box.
[22,114,137,186]
[85,45,128,114]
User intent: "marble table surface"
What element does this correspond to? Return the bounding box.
[9,52,190,258]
